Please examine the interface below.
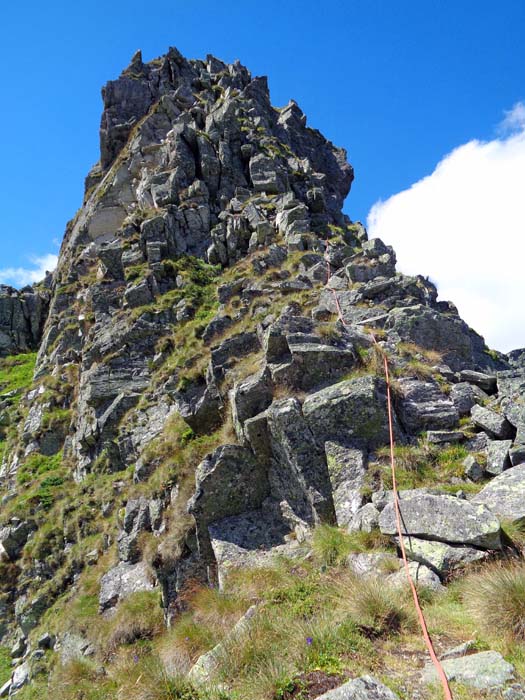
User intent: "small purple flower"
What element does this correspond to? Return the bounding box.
[306,637,313,646]
[133,654,139,664]
[185,636,190,642]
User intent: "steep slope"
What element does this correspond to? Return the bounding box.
[1,47,524,700]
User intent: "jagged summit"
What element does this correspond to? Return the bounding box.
[1,47,525,699]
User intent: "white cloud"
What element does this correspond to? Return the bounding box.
[0,253,58,287]
[367,104,525,353]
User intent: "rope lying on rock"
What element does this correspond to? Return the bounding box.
[323,241,453,700]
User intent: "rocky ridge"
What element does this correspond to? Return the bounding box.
[0,47,525,699]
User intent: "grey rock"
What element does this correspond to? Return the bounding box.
[459,369,497,393]
[473,464,525,524]
[10,662,29,691]
[399,536,487,575]
[59,632,95,664]
[450,382,487,417]
[348,503,380,533]
[498,370,525,444]
[471,404,514,439]
[396,379,459,434]
[379,491,502,549]
[188,445,270,560]
[426,430,464,444]
[37,632,55,650]
[462,455,484,482]
[0,680,11,698]
[303,375,396,450]
[440,640,476,659]
[230,368,273,442]
[504,684,525,699]
[510,445,525,467]
[325,442,366,526]
[99,561,155,612]
[315,676,400,699]
[347,552,400,578]
[486,439,512,476]
[421,650,514,689]
[386,561,444,592]
[0,520,35,561]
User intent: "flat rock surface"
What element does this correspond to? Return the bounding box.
[421,651,514,689]
[473,464,525,523]
[379,492,502,549]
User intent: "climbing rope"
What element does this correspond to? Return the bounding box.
[323,241,453,700]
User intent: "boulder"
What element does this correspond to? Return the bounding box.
[379,492,502,549]
[471,404,514,439]
[0,519,36,561]
[486,439,512,476]
[450,381,487,417]
[395,379,458,434]
[398,536,488,575]
[386,561,444,592]
[325,442,366,527]
[462,455,484,482]
[421,650,514,689]
[315,676,400,699]
[303,376,396,450]
[473,464,525,524]
[99,561,155,612]
[348,503,380,533]
[459,369,497,393]
[497,370,525,444]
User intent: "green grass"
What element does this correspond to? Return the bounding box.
[0,352,37,403]
[311,524,392,567]
[0,646,11,686]
[17,452,63,485]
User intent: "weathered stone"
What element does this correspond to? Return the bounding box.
[459,369,497,393]
[462,455,484,482]
[188,445,270,560]
[266,398,335,523]
[0,520,35,561]
[473,464,525,524]
[315,676,400,699]
[510,445,525,467]
[497,370,525,444]
[426,430,463,444]
[325,442,366,526]
[398,536,488,575]
[11,662,29,692]
[395,379,458,434]
[348,503,380,533]
[486,439,512,476]
[230,368,273,442]
[421,651,514,689]
[386,561,444,592]
[450,381,487,417]
[303,376,396,450]
[471,404,514,439]
[347,552,400,578]
[379,491,502,549]
[99,561,155,612]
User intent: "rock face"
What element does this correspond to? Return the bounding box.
[0,45,523,698]
[316,676,400,699]
[0,284,50,356]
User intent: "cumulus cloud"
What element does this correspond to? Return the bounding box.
[0,253,58,287]
[367,102,525,353]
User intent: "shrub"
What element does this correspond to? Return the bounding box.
[464,561,525,642]
[339,576,415,637]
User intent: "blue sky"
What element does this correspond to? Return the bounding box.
[2,1,525,349]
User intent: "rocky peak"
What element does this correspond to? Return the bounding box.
[1,47,524,699]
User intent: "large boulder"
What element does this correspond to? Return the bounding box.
[471,405,514,440]
[399,536,488,575]
[395,379,459,434]
[379,492,502,549]
[303,375,397,450]
[473,464,525,524]
[99,561,155,612]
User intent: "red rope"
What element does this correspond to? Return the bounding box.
[324,241,453,700]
